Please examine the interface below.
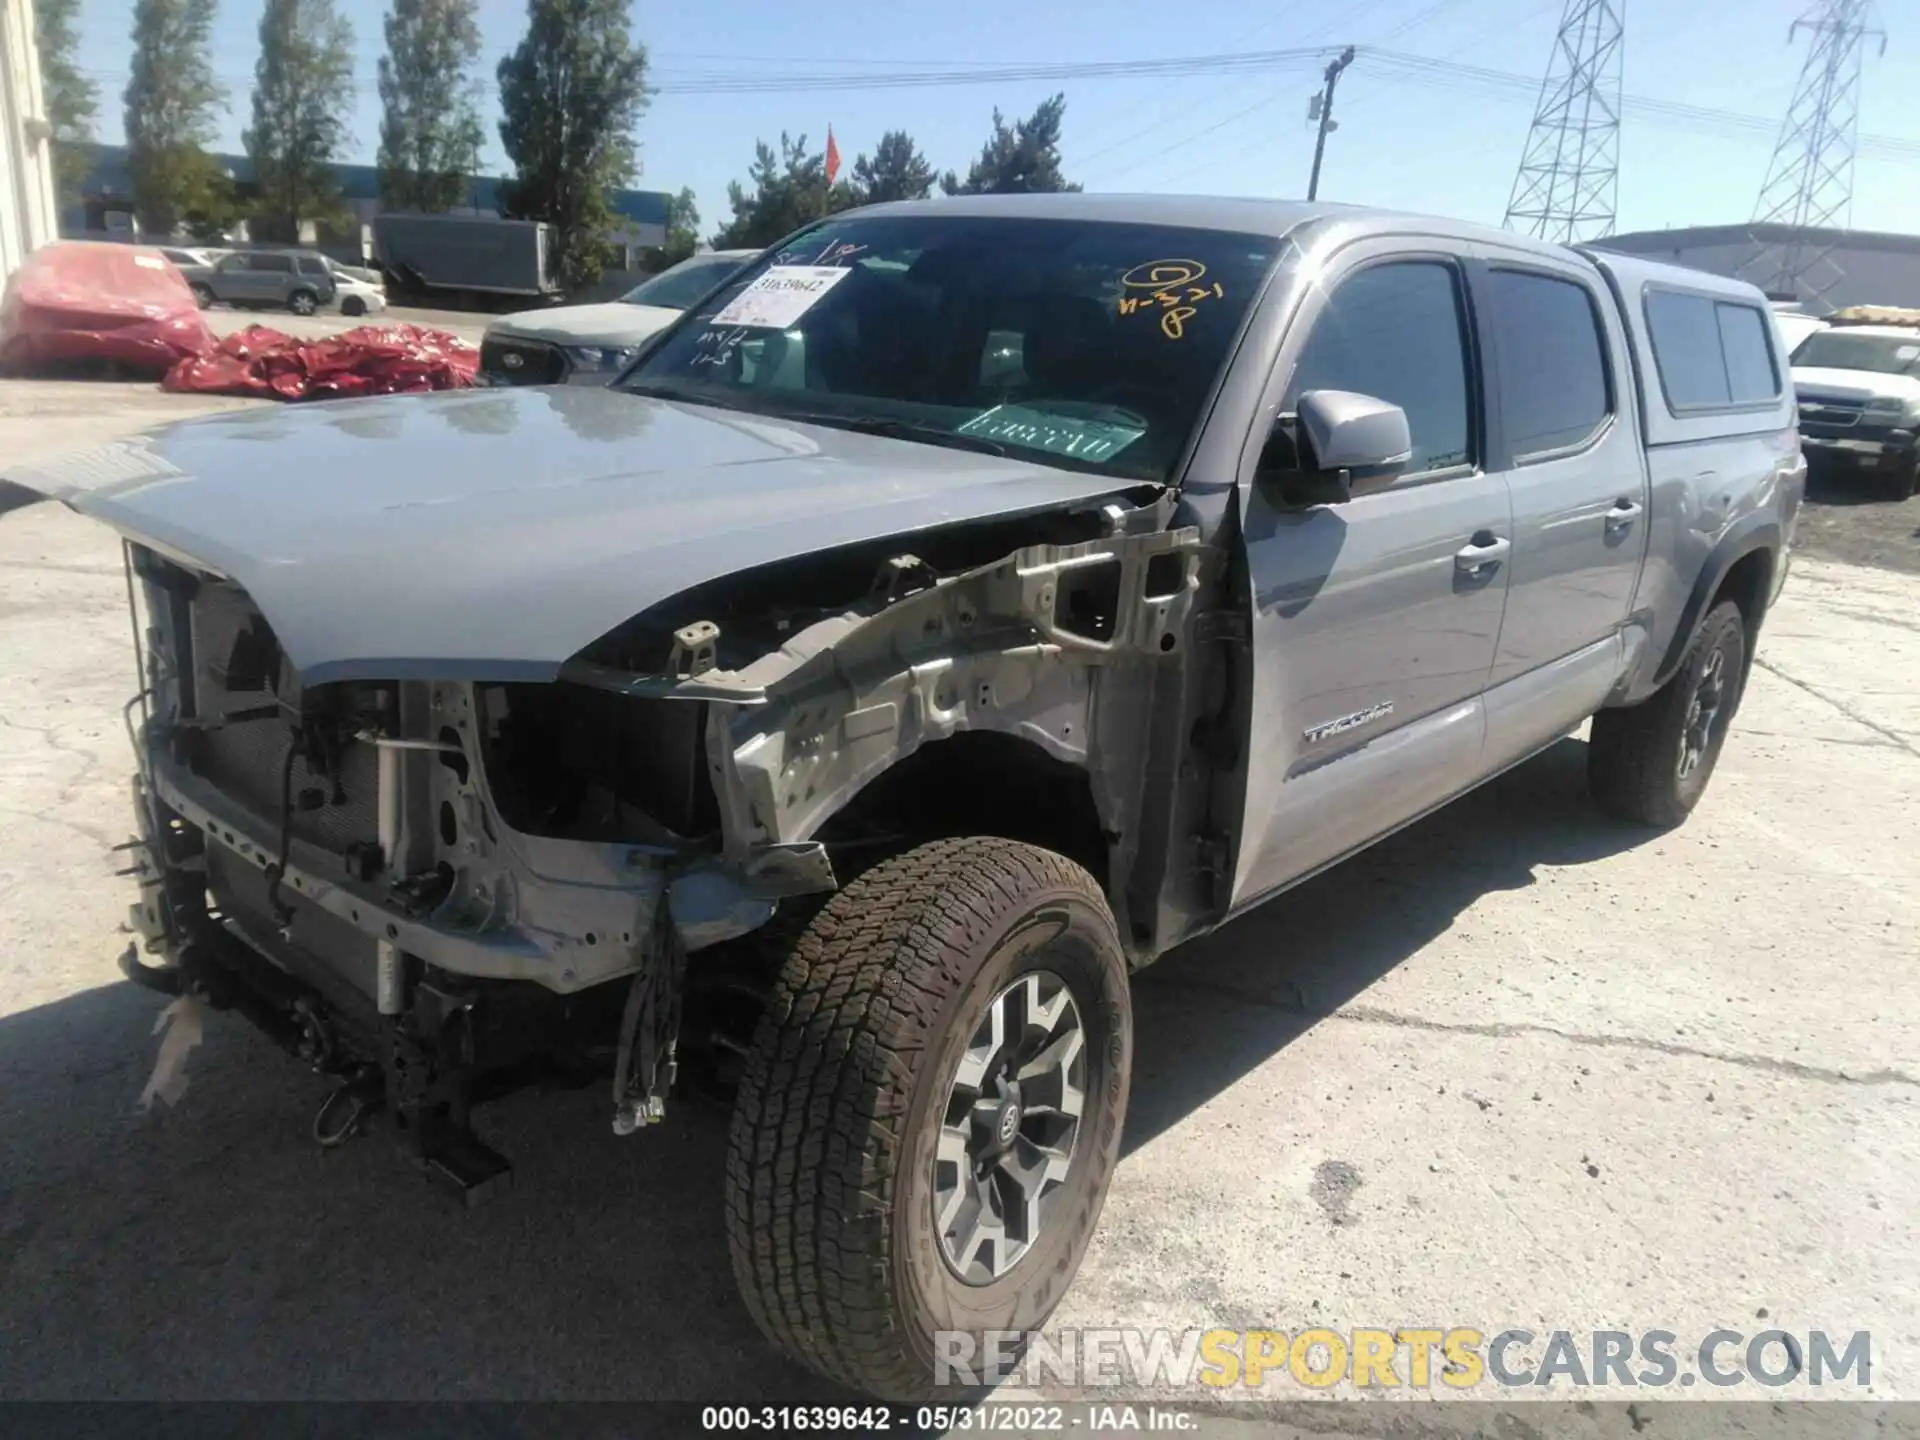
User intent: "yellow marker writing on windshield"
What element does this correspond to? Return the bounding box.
[1122,259,1208,291]
[1119,260,1225,337]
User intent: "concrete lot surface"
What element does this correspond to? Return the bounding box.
[0,375,1915,1419]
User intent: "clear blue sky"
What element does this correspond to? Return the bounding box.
[71,0,1920,241]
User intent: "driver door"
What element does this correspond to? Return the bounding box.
[1231,246,1513,907]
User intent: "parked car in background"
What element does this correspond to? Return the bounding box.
[479,249,759,386]
[1789,306,1920,500]
[178,250,339,316]
[157,246,225,272]
[326,260,388,318]
[0,241,212,376]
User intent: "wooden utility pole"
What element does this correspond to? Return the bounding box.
[1306,47,1357,202]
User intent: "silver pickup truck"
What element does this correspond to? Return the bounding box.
[5,194,1803,1400]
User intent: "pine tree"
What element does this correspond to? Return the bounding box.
[850,131,935,205]
[942,95,1079,196]
[713,135,858,250]
[244,0,357,242]
[377,0,484,212]
[495,0,649,288]
[123,0,228,235]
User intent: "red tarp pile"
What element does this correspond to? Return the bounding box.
[164,322,479,400]
[0,241,214,375]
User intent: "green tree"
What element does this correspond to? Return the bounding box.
[34,0,100,207]
[712,134,857,250]
[244,0,357,242]
[495,0,650,288]
[123,0,227,235]
[637,186,699,269]
[376,0,484,212]
[849,130,934,205]
[942,94,1079,196]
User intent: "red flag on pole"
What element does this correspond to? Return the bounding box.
[825,127,842,185]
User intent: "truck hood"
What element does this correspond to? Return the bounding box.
[1791,366,1920,405]
[488,302,683,348]
[2,386,1141,686]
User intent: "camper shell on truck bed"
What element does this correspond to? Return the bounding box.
[2,194,1803,1402]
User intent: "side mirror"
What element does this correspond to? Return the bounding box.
[1259,389,1414,506]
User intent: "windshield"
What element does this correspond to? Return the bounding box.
[1792,330,1920,376]
[621,254,751,310]
[619,215,1278,482]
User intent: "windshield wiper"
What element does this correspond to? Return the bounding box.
[783,413,1010,458]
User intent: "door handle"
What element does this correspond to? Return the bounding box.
[1454,532,1510,576]
[1605,498,1644,533]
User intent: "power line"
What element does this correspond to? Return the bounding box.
[73,42,1920,165]
[1085,94,1292,185]
[1074,0,1408,178]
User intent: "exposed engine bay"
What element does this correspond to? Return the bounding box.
[115,486,1227,1199]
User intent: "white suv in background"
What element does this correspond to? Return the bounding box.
[478,249,758,386]
[1790,312,1920,501]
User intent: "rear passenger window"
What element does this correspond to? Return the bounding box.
[1290,261,1472,474]
[1715,302,1780,403]
[1645,288,1780,411]
[1486,269,1611,458]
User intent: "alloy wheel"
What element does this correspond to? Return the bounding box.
[932,970,1086,1285]
[1678,645,1728,781]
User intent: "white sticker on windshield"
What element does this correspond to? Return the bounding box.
[133,254,166,270]
[1897,345,1920,360]
[710,265,852,329]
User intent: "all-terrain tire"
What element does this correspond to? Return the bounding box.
[1588,599,1748,827]
[725,836,1131,1400]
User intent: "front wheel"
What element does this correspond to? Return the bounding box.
[726,837,1131,1400]
[287,289,318,317]
[1588,599,1748,827]
[190,284,214,309]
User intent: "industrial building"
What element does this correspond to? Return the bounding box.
[66,144,672,265]
[1,0,59,283]
[1597,222,1920,312]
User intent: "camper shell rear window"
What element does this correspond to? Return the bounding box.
[1642,285,1783,413]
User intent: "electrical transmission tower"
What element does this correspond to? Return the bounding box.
[1502,0,1626,243]
[1746,0,1885,309]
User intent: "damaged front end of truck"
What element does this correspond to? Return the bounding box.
[98,474,1212,1200]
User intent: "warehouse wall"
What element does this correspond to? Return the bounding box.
[1,0,60,282]
[1600,232,1920,312]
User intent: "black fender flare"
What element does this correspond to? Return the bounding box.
[1650,514,1781,691]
